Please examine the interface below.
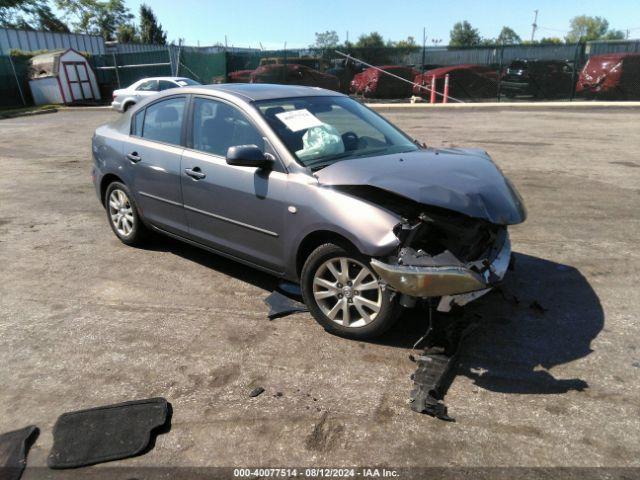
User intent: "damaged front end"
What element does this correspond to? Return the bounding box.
[316,147,527,312]
[369,203,512,312]
[371,214,511,311]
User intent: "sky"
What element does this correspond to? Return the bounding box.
[121,0,640,48]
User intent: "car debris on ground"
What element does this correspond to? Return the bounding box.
[264,283,309,320]
[0,425,39,480]
[408,305,480,421]
[47,398,170,469]
[249,387,265,397]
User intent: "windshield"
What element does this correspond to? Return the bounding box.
[254,96,419,169]
[176,78,201,86]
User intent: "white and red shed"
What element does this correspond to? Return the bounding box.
[28,48,101,105]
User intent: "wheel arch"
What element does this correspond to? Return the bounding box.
[122,99,136,112]
[295,230,359,278]
[99,173,124,205]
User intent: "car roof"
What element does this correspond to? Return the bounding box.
[178,83,346,101]
[134,77,191,83]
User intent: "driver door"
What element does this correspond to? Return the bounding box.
[180,96,289,273]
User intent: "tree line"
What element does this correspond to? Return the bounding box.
[449,16,625,47]
[312,15,627,52]
[0,0,168,44]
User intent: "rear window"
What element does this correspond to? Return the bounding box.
[141,97,186,145]
[175,78,200,86]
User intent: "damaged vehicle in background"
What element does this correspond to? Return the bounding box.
[413,65,499,100]
[576,53,640,100]
[250,64,340,91]
[92,84,526,339]
[350,66,420,98]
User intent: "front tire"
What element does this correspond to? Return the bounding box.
[301,243,401,339]
[105,181,148,246]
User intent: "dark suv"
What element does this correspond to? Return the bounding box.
[501,59,574,99]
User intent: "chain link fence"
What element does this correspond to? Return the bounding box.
[2,39,640,108]
[224,41,640,102]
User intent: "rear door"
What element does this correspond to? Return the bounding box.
[134,79,160,102]
[180,96,289,272]
[123,95,189,234]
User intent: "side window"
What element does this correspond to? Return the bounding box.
[132,109,144,136]
[136,80,158,91]
[158,80,178,91]
[142,97,185,145]
[192,97,264,157]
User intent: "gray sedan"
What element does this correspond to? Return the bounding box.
[92,84,526,339]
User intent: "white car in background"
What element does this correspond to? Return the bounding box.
[111,77,201,112]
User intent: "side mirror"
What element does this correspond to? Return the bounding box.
[226,145,274,169]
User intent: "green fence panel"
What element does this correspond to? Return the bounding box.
[178,50,226,84]
[0,55,31,107]
[91,50,172,93]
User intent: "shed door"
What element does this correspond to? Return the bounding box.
[63,61,95,101]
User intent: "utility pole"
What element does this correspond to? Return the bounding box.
[346,31,349,44]
[530,10,539,42]
[421,27,426,74]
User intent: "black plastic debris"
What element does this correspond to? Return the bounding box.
[264,290,308,320]
[0,425,39,480]
[408,306,479,422]
[277,281,303,298]
[47,397,170,469]
[409,348,456,421]
[249,387,265,397]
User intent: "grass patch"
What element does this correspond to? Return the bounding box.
[0,104,58,119]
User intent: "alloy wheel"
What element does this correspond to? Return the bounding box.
[312,257,382,328]
[108,189,135,237]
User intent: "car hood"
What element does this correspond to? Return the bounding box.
[314,147,527,225]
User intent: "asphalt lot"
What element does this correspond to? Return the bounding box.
[1,105,639,473]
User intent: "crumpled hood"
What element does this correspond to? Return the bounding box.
[314,147,527,225]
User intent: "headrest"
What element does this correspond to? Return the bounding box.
[156,106,178,123]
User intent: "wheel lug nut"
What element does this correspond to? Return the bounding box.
[338,294,343,298]
[337,283,342,288]
[347,281,352,286]
[348,298,353,303]
[354,291,359,295]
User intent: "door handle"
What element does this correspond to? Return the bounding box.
[127,151,141,163]
[185,167,206,180]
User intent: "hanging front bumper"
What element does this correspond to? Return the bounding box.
[370,234,511,299]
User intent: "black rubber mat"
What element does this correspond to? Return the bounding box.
[0,425,39,480]
[47,397,170,469]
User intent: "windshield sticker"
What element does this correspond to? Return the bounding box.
[275,109,323,132]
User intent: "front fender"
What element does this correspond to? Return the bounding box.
[282,180,401,279]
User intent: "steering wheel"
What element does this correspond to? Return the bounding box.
[342,131,359,151]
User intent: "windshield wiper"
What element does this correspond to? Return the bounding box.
[306,148,390,170]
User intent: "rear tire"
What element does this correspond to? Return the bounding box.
[104,181,148,246]
[301,243,401,339]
